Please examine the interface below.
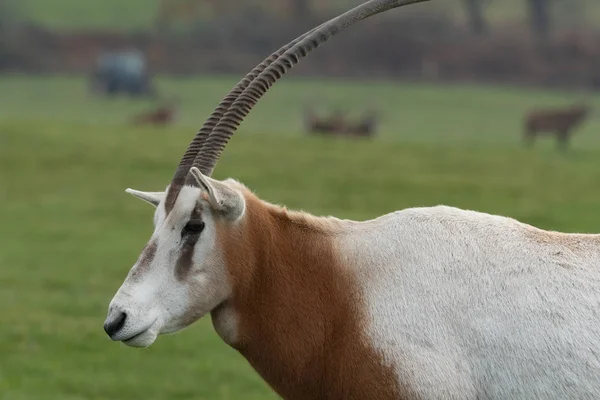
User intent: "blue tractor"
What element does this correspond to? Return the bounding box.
[89,50,156,97]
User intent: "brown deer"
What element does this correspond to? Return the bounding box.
[345,109,379,137]
[304,106,348,136]
[305,107,379,138]
[523,103,591,151]
[130,98,179,127]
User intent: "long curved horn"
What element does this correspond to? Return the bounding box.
[169,24,327,192]
[190,0,430,177]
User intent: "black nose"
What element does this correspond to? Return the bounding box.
[104,311,127,338]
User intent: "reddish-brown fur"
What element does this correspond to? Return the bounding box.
[523,103,590,151]
[212,192,408,399]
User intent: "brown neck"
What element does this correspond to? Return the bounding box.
[212,192,403,400]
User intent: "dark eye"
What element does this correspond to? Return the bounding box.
[182,219,205,237]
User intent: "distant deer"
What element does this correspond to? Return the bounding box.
[523,103,591,151]
[345,109,379,137]
[304,106,348,135]
[305,107,379,138]
[130,98,179,127]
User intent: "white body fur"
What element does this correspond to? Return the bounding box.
[340,205,600,398]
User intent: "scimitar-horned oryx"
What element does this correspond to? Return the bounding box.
[104,0,600,398]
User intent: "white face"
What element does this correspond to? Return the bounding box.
[104,181,237,348]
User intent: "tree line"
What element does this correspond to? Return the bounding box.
[464,0,585,40]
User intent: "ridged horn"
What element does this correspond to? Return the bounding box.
[190,0,430,177]
[169,24,327,193]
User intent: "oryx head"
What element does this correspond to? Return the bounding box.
[103,0,430,348]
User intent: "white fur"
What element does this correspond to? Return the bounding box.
[106,185,232,347]
[338,205,600,399]
[125,188,165,207]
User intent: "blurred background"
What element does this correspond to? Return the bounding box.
[1,0,600,399]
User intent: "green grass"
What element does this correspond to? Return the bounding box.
[2,73,600,147]
[13,0,160,31]
[8,0,600,31]
[2,74,600,399]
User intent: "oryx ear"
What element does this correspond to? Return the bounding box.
[189,167,245,221]
[125,188,165,208]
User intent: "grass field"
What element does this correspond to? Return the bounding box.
[2,74,600,399]
[8,0,600,31]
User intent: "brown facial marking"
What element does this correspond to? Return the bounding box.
[175,240,196,281]
[174,202,204,281]
[214,191,409,399]
[130,240,157,280]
